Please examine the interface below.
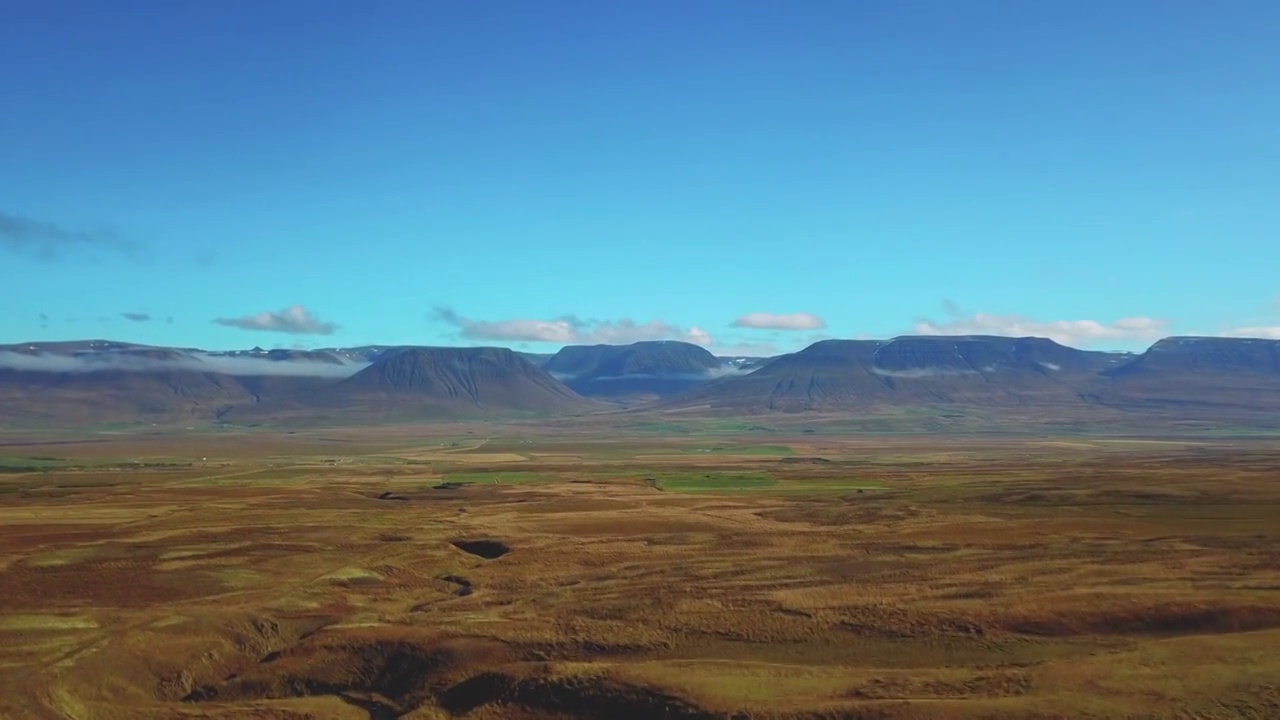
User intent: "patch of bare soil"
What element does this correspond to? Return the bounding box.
[440,672,720,719]
[183,628,720,719]
[184,629,514,716]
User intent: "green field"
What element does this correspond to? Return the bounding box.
[702,444,795,456]
[653,472,778,492]
[0,457,69,472]
[441,470,554,485]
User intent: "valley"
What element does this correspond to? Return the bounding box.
[8,4,1273,718]
[1,423,1277,719]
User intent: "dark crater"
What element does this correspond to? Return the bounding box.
[450,539,510,559]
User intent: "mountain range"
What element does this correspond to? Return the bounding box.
[2,335,1279,429]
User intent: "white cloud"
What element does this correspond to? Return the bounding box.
[684,326,714,346]
[433,307,714,347]
[911,312,1168,347]
[1221,326,1280,340]
[214,305,337,335]
[731,312,826,331]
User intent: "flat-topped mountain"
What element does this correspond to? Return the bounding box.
[1107,337,1280,376]
[873,335,1126,375]
[543,340,726,402]
[545,340,723,378]
[1088,337,1280,413]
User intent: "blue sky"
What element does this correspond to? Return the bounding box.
[3,1,1277,354]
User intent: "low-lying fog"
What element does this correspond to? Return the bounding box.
[0,351,370,378]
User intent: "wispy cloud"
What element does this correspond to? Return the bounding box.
[1221,326,1280,340]
[121,312,151,322]
[731,312,826,331]
[870,367,979,378]
[912,312,1168,347]
[432,307,712,346]
[706,339,781,357]
[0,210,138,261]
[214,305,337,335]
[0,350,366,377]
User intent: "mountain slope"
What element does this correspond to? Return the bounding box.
[342,346,586,407]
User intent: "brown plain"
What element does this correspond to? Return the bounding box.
[1,424,1278,719]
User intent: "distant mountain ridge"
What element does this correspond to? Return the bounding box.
[663,336,1129,412]
[2,335,1280,428]
[219,346,598,425]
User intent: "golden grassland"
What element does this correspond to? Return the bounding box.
[0,425,1278,719]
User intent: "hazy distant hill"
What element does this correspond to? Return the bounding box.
[0,343,356,426]
[516,352,554,366]
[211,348,346,365]
[544,341,727,402]
[0,362,256,426]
